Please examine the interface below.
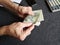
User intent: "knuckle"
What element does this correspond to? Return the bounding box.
[28,6,31,8]
[28,7,32,9]
[17,22,23,26]
[18,22,22,24]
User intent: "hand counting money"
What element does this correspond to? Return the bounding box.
[23,10,44,26]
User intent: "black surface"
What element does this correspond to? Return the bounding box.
[25,0,36,6]
[0,0,60,45]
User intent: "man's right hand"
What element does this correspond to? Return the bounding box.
[6,22,35,41]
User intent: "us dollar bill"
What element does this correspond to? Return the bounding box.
[23,10,44,26]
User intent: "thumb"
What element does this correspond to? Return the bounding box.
[22,22,32,27]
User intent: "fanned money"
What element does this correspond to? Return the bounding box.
[23,10,44,26]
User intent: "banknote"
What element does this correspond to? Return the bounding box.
[23,10,44,26]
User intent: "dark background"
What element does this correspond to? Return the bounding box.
[0,0,60,45]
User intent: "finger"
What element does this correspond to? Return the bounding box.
[20,31,31,41]
[23,25,34,37]
[19,34,27,41]
[18,13,25,18]
[27,7,34,15]
[18,6,27,15]
[22,22,32,27]
[28,11,34,15]
[19,25,35,41]
[21,7,28,14]
[25,25,35,33]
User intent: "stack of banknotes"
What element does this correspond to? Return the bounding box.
[23,10,44,26]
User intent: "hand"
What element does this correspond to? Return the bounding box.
[17,6,34,18]
[0,0,34,18]
[7,22,35,41]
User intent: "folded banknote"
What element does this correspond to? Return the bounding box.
[23,10,44,26]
